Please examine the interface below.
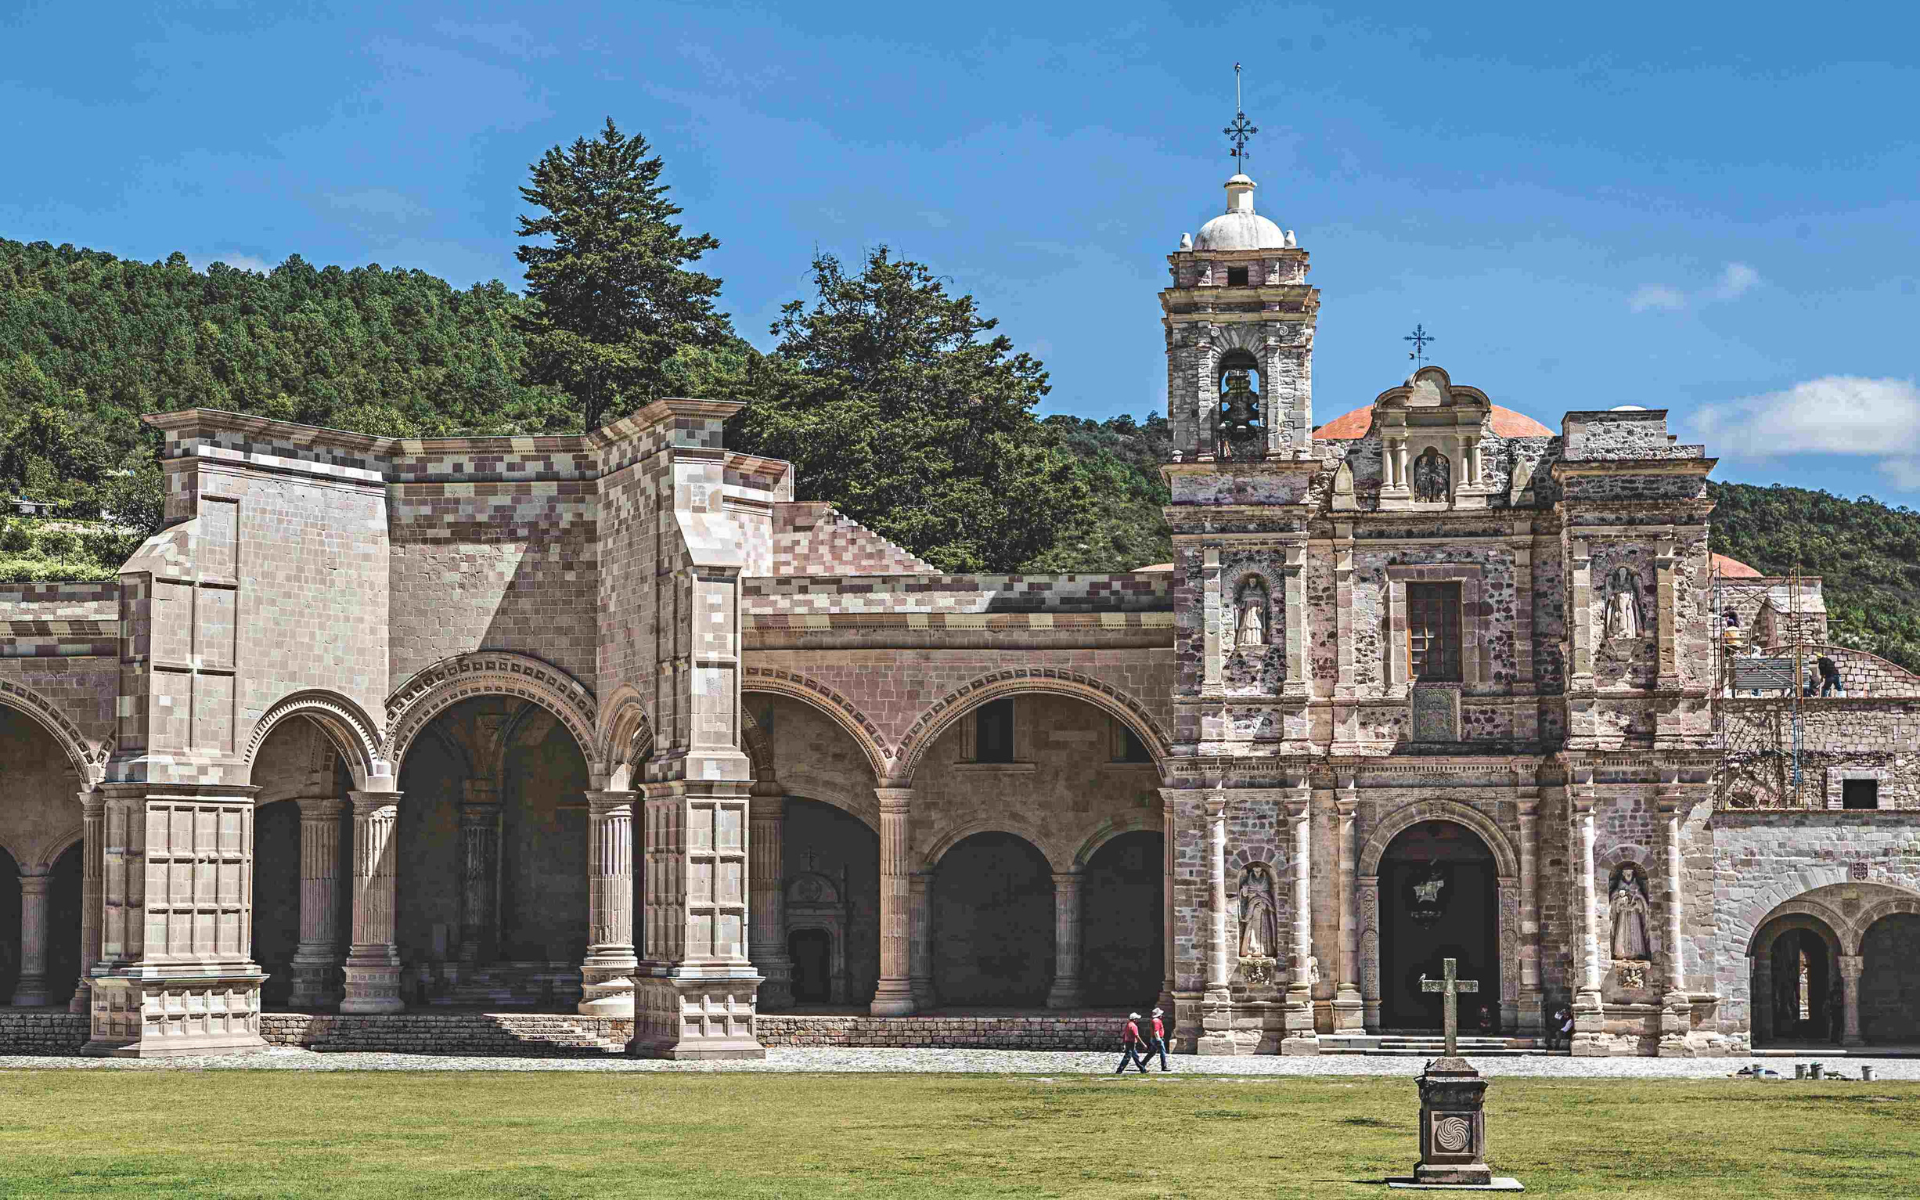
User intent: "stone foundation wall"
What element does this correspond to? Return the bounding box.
[258,1013,633,1055]
[755,1014,1121,1050]
[0,1012,88,1055]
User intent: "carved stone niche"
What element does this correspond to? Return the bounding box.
[1410,684,1462,743]
[1368,366,1497,513]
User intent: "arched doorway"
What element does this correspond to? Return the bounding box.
[1080,831,1163,1007]
[931,831,1054,1007]
[1380,821,1500,1032]
[779,796,879,1008]
[1749,913,1841,1046]
[1860,913,1920,1043]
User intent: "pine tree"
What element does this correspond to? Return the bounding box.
[730,248,1088,574]
[515,118,731,429]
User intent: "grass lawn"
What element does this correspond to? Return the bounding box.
[1,1069,1916,1198]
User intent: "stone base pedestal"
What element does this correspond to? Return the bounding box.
[1411,1057,1498,1187]
[82,974,268,1058]
[1570,992,1608,1057]
[341,954,405,1014]
[1332,990,1366,1032]
[288,954,343,1010]
[870,980,917,1016]
[1196,990,1237,1056]
[578,968,637,1017]
[1282,990,1319,1054]
[629,972,765,1060]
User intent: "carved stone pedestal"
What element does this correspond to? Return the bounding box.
[629,972,766,1060]
[1388,1058,1522,1190]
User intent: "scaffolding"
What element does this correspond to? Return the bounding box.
[1711,562,1811,808]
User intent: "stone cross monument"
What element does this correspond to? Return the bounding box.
[1421,956,1479,1058]
[1391,958,1521,1190]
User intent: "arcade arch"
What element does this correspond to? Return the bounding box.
[0,703,87,1008]
[1746,884,1920,1047]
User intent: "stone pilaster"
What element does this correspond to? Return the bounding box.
[1571,791,1606,1055]
[747,791,792,1011]
[11,871,52,1006]
[1282,794,1317,1053]
[1517,790,1543,1035]
[871,787,916,1015]
[457,782,499,966]
[1198,793,1235,1055]
[909,871,935,1010]
[341,790,404,1015]
[1656,794,1692,1055]
[288,796,346,1009]
[68,791,104,1015]
[84,783,268,1057]
[1046,871,1084,1009]
[1839,955,1864,1048]
[1332,784,1364,1030]
[580,790,639,1017]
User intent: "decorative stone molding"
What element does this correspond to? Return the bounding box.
[741,667,892,781]
[1355,798,1520,880]
[891,668,1170,786]
[243,689,385,789]
[595,685,654,789]
[384,652,596,770]
[0,678,109,785]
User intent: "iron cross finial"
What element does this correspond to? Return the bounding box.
[1405,323,1436,368]
[1224,64,1257,171]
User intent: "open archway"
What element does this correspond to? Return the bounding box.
[1859,912,1920,1043]
[1750,909,1842,1046]
[931,831,1055,1007]
[1377,820,1501,1033]
[1079,830,1163,1006]
[0,701,88,1008]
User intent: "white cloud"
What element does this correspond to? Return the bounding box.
[1629,285,1686,313]
[1693,375,1920,484]
[189,253,273,275]
[1629,262,1763,313]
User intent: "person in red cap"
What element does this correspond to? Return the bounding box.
[1115,1012,1148,1075]
[1144,1006,1171,1071]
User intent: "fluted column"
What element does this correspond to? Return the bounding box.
[1656,795,1692,1055]
[1046,871,1083,1009]
[341,790,404,1014]
[457,781,499,966]
[1333,789,1363,1029]
[1571,792,1604,1054]
[1197,793,1235,1055]
[871,787,916,1015]
[1282,795,1316,1052]
[1517,794,1543,1034]
[10,871,52,1005]
[747,791,792,1011]
[908,872,935,1009]
[288,796,346,1009]
[580,790,639,1016]
[68,791,104,1015]
[1839,955,1864,1047]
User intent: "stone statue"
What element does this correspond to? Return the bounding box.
[1237,863,1279,959]
[1412,447,1451,503]
[1604,565,1643,641]
[1236,580,1269,648]
[1610,865,1651,961]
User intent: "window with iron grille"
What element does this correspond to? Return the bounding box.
[1407,582,1463,683]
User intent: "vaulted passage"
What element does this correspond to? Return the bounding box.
[0,709,86,1008]
[1750,913,1841,1046]
[1380,820,1499,1032]
[931,832,1055,1007]
[1080,831,1163,1007]
[780,796,880,1007]
[1860,914,1920,1043]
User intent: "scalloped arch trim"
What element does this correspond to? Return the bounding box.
[0,678,109,786]
[385,652,597,769]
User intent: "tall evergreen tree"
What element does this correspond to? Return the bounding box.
[731,248,1088,573]
[515,118,731,429]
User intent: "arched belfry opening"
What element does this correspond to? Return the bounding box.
[1379,820,1500,1032]
[1216,350,1264,460]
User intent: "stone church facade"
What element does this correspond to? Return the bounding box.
[4,169,1919,1058]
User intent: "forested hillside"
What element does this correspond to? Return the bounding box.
[2,236,1916,672]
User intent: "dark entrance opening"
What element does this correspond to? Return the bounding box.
[789,929,833,1005]
[1861,913,1920,1043]
[1380,820,1499,1032]
[1768,927,1834,1042]
[931,831,1054,1006]
[1081,831,1164,1006]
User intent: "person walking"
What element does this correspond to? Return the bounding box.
[1115,1012,1148,1075]
[1144,1007,1172,1072]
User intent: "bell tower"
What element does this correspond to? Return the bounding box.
[1161,171,1319,461]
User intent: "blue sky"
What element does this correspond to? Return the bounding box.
[5,1,1918,503]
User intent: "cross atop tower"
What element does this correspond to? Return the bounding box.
[1405,323,1436,369]
[1224,63,1257,170]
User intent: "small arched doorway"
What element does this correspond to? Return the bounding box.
[789,929,834,1004]
[1080,831,1164,1007]
[1750,913,1841,1046]
[931,831,1055,1007]
[1380,820,1499,1032]
[1859,913,1920,1043]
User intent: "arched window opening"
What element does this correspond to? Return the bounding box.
[1216,351,1264,460]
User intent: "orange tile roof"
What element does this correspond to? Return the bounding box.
[1314,403,1553,440]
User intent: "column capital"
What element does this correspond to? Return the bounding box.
[748,792,787,820]
[875,787,914,811]
[1284,797,1311,821]
[1051,869,1082,885]
[1335,795,1358,819]
[16,871,51,896]
[1656,793,1687,815]
[77,789,105,814]
[295,795,346,819]
[348,789,402,810]
[1205,792,1227,819]
[1839,953,1865,980]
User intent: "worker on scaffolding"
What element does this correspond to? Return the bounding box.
[1816,654,1844,697]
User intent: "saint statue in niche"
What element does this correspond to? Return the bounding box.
[1237,863,1280,959]
[1603,565,1644,641]
[1412,446,1451,502]
[1609,865,1652,962]
[1236,579,1269,648]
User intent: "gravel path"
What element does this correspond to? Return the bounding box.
[1,1046,1912,1078]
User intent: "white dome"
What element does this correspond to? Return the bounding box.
[1192,174,1289,252]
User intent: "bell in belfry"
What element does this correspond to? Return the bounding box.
[1219,369,1262,455]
